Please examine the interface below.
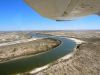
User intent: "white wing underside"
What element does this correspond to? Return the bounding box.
[25,0,100,20]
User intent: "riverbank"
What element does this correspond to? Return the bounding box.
[23,38,85,75]
[31,31,100,75]
[27,38,84,75]
[0,38,60,62]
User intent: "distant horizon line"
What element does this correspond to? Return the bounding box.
[0,29,100,32]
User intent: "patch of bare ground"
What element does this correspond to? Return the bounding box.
[0,32,31,43]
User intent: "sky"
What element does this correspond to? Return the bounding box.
[0,0,100,31]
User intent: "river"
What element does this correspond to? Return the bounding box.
[0,34,76,75]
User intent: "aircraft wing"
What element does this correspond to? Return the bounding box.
[25,0,100,20]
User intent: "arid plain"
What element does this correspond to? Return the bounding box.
[0,30,100,75]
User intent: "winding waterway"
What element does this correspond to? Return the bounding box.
[0,35,76,75]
